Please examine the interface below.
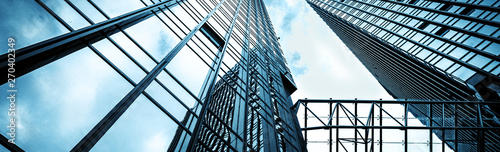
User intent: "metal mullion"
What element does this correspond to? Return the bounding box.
[280,134,299,151]
[204,107,245,142]
[159,64,203,105]
[143,91,193,135]
[36,0,74,30]
[231,28,246,46]
[159,8,189,35]
[185,40,218,70]
[187,33,218,64]
[85,0,193,78]
[354,0,500,43]
[209,16,229,37]
[186,0,204,20]
[346,0,500,61]
[330,18,428,98]
[242,1,251,150]
[164,6,194,35]
[322,7,436,98]
[177,0,202,22]
[213,7,231,30]
[196,0,211,14]
[37,0,140,90]
[332,15,458,98]
[195,138,216,152]
[154,77,199,117]
[197,121,238,152]
[212,70,251,106]
[426,0,500,12]
[187,0,243,150]
[104,35,150,73]
[224,42,243,64]
[319,1,498,82]
[383,0,500,27]
[153,6,219,66]
[214,4,232,30]
[64,0,95,24]
[73,0,226,150]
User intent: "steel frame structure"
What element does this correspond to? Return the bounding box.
[293,99,500,152]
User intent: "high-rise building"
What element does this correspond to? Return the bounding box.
[0,0,306,151]
[307,0,500,101]
[307,0,500,151]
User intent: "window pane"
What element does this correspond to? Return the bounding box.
[91,95,178,152]
[0,47,132,151]
[93,38,147,83]
[92,0,144,18]
[0,1,68,49]
[145,81,189,121]
[41,0,91,30]
[124,16,181,61]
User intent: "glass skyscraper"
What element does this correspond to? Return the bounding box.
[0,0,306,151]
[307,0,500,101]
[307,0,500,151]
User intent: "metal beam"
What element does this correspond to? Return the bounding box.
[0,0,181,84]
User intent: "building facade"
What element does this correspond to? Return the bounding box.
[0,0,306,151]
[307,0,500,151]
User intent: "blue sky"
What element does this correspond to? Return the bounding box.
[263,0,393,101]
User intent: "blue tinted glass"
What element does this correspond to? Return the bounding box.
[110,32,157,71]
[124,16,181,62]
[92,0,144,18]
[145,81,189,121]
[93,38,147,83]
[453,66,475,80]
[468,55,491,68]
[0,1,68,49]
[428,39,444,50]
[435,58,453,70]
[91,95,177,152]
[448,47,467,59]
[492,66,500,75]
[41,0,90,30]
[157,71,199,107]
[477,25,497,36]
[484,43,500,56]
[484,61,499,72]
[416,49,431,59]
[463,36,482,47]
[68,0,107,23]
[166,46,212,95]
[0,48,132,151]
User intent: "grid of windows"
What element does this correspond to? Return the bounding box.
[0,0,306,151]
[308,0,500,82]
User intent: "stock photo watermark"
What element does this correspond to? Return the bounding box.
[7,37,16,144]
